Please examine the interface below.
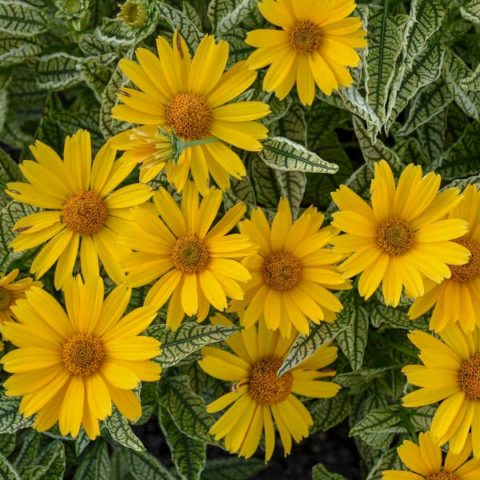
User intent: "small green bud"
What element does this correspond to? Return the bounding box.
[118,0,148,28]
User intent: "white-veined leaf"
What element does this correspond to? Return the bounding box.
[73,441,111,480]
[0,34,41,66]
[0,453,20,480]
[311,390,351,433]
[0,1,48,37]
[0,396,33,434]
[312,464,346,480]
[365,449,402,480]
[201,458,266,480]
[215,0,256,36]
[34,53,83,91]
[460,0,480,24]
[125,450,174,480]
[157,3,203,49]
[104,408,145,452]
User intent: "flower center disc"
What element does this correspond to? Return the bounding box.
[172,236,209,274]
[450,238,480,282]
[0,288,12,310]
[427,472,458,480]
[262,251,302,291]
[458,352,480,400]
[248,357,293,405]
[62,191,108,236]
[377,218,414,256]
[62,333,105,376]
[289,21,323,54]
[166,93,213,140]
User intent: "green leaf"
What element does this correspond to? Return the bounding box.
[311,390,351,433]
[460,0,480,25]
[34,53,83,91]
[0,148,21,196]
[74,430,90,457]
[416,108,447,161]
[335,367,395,394]
[259,137,338,174]
[35,440,66,480]
[312,463,346,480]
[157,3,203,49]
[104,408,145,452]
[223,176,256,212]
[0,395,33,434]
[369,302,427,330]
[274,170,306,217]
[0,433,16,457]
[158,375,214,443]
[0,453,20,480]
[81,55,116,103]
[0,34,42,66]
[461,63,480,92]
[158,407,206,480]
[249,159,282,210]
[207,0,235,30]
[149,321,240,368]
[125,450,174,480]
[221,28,251,67]
[200,458,266,480]
[409,405,435,431]
[0,1,48,37]
[73,441,110,480]
[215,0,256,36]
[366,448,402,480]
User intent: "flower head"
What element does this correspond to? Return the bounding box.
[111,33,270,194]
[235,198,349,337]
[1,276,161,439]
[331,160,470,307]
[246,0,367,105]
[118,0,148,28]
[121,182,256,330]
[199,315,340,460]
[6,130,152,289]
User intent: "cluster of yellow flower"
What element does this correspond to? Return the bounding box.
[0,0,479,476]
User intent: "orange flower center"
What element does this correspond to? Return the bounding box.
[248,357,293,405]
[450,238,480,282]
[0,288,11,310]
[427,472,458,480]
[172,236,209,274]
[62,333,105,376]
[458,353,480,400]
[377,218,414,256]
[262,251,302,291]
[166,93,213,140]
[289,21,323,54]
[61,191,108,236]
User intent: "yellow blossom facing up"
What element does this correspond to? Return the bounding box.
[245,0,367,105]
[402,326,480,457]
[1,276,161,439]
[234,198,350,338]
[199,315,340,461]
[331,160,470,307]
[6,130,152,289]
[409,185,480,332]
[111,33,270,194]
[121,182,257,330]
[0,269,39,326]
[383,432,480,480]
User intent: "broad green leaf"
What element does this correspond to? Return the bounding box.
[249,159,282,210]
[366,449,402,480]
[74,430,90,457]
[0,148,21,196]
[0,35,41,67]
[410,406,435,431]
[182,2,202,30]
[148,321,240,368]
[448,174,480,189]
[394,138,429,169]
[104,408,145,452]
[81,55,116,103]
[312,463,346,480]
[311,390,351,433]
[34,440,65,480]
[55,110,104,150]
[461,64,480,92]
[200,458,266,480]
[369,301,428,331]
[158,375,214,443]
[157,3,203,49]
[223,176,256,212]
[34,53,83,91]
[335,367,396,394]
[136,382,158,426]
[0,1,48,37]
[207,0,235,30]
[460,0,480,25]
[0,453,20,480]
[259,137,338,174]
[416,108,447,161]
[221,28,251,67]
[215,0,256,36]
[158,407,206,480]
[0,395,33,434]
[273,169,306,217]
[73,441,110,480]
[0,433,16,457]
[275,102,307,145]
[125,450,174,480]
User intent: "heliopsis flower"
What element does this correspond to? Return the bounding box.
[199,315,340,460]
[383,432,480,480]
[234,198,349,338]
[121,182,256,330]
[245,0,367,105]
[403,326,480,457]
[0,269,39,326]
[6,130,152,289]
[409,185,480,332]
[111,33,270,194]
[331,160,470,307]
[1,276,161,439]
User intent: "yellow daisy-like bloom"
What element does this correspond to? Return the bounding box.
[235,198,350,337]
[6,130,152,289]
[402,326,480,457]
[111,33,270,194]
[1,276,161,439]
[409,185,480,332]
[122,182,256,330]
[0,269,39,326]
[199,315,340,461]
[383,432,480,480]
[245,0,367,105]
[331,160,470,307]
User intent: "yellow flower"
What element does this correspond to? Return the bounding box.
[383,432,480,480]
[199,315,340,461]
[234,198,349,338]
[1,276,161,439]
[245,0,367,105]
[331,160,470,307]
[111,33,270,194]
[402,326,480,457]
[121,182,256,330]
[6,130,152,289]
[0,269,39,326]
[409,185,480,332]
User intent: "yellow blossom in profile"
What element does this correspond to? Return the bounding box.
[383,432,480,480]
[199,315,340,461]
[245,0,367,105]
[409,185,480,332]
[403,325,480,457]
[234,198,350,338]
[1,276,161,439]
[6,130,152,289]
[331,160,470,307]
[121,182,256,330]
[111,32,270,194]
